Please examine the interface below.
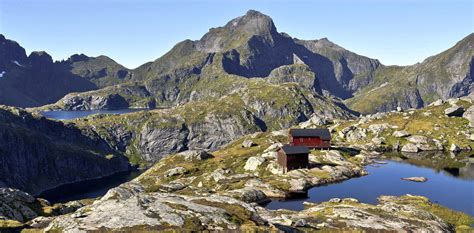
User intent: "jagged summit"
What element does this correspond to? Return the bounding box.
[196,10,279,53]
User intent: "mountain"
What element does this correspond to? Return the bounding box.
[0,35,130,108]
[346,33,473,114]
[1,10,472,114]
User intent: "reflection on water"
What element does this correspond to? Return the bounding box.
[265,152,474,216]
[41,109,146,120]
[37,170,143,204]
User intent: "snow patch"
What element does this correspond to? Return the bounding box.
[0,71,6,78]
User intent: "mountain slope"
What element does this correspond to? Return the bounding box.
[0,106,130,195]
[346,33,473,114]
[0,35,130,108]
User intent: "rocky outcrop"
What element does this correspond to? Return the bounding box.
[0,188,43,222]
[45,183,267,232]
[259,195,458,231]
[0,106,130,195]
[61,93,129,110]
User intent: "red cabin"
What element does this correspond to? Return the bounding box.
[277,145,309,173]
[289,128,331,149]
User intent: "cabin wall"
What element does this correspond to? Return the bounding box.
[286,153,308,170]
[291,136,330,149]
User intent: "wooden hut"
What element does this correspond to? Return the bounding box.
[289,128,331,149]
[277,145,309,172]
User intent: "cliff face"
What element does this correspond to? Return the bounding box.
[0,106,130,195]
[71,79,354,165]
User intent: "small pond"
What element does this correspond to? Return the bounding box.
[37,170,143,204]
[41,109,146,120]
[264,154,474,216]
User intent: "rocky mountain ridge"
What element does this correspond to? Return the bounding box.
[2,10,471,115]
[0,106,131,195]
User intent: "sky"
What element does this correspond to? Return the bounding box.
[0,0,472,69]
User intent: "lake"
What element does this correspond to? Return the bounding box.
[264,157,474,216]
[41,109,146,120]
[37,170,143,203]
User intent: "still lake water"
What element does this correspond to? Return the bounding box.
[38,170,143,203]
[265,159,474,216]
[41,109,145,120]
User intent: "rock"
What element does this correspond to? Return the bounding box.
[261,151,277,159]
[226,188,269,204]
[368,123,390,135]
[208,169,227,182]
[429,99,444,106]
[299,115,330,128]
[244,156,266,171]
[401,143,419,153]
[444,105,465,117]
[177,150,213,161]
[242,139,256,148]
[164,167,187,177]
[266,161,283,175]
[292,218,307,227]
[407,135,429,144]
[463,105,474,127]
[392,130,410,138]
[371,137,385,145]
[289,178,310,191]
[401,177,428,182]
[264,143,283,153]
[28,216,54,228]
[0,188,40,222]
[244,179,286,197]
[449,144,461,152]
[45,184,266,231]
[396,106,403,112]
[345,128,367,142]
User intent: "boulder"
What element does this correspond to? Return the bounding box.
[371,137,385,145]
[289,178,310,191]
[392,130,410,138]
[164,167,187,177]
[401,177,428,182]
[368,123,390,135]
[28,216,54,229]
[244,157,266,171]
[266,161,283,175]
[242,139,256,148]
[407,135,429,144]
[177,150,213,161]
[396,106,403,112]
[444,105,465,117]
[264,143,283,152]
[261,151,277,159]
[401,143,419,153]
[226,188,269,204]
[429,99,444,106]
[462,105,474,127]
[449,144,461,153]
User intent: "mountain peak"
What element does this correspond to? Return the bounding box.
[224,9,276,35]
[196,10,278,53]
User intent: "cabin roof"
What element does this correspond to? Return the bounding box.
[289,128,331,140]
[280,145,309,155]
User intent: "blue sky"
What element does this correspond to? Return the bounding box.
[0,0,472,69]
